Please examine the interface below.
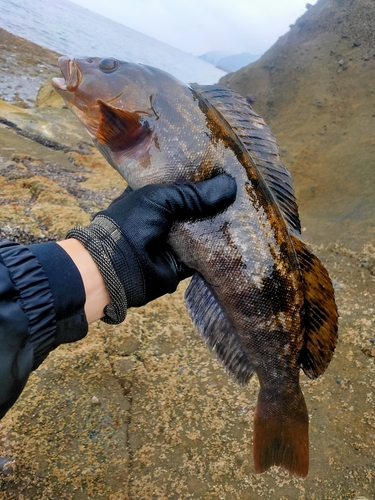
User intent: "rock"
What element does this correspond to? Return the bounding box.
[0,456,13,470]
[245,93,256,104]
[113,357,136,377]
[36,76,65,108]
[0,457,15,476]
[0,28,60,107]
[297,19,309,28]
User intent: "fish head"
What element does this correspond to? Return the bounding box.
[52,56,165,155]
[52,56,211,187]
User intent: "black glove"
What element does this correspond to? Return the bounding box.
[66,174,236,324]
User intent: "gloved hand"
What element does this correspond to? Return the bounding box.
[66,174,236,324]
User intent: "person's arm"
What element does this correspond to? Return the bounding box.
[57,239,110,323]
[0,174,236,420]
[0,239,88,419]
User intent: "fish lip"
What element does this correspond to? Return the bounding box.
[52,56,81,92]
[51,76,67,92]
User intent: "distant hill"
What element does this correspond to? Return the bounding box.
[219,0,375,251]
[199,51,260,73]
[216,52,261,72]
[199,51,231,66]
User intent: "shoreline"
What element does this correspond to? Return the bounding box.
[0,27,61,107]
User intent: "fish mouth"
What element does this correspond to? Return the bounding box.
[52,56,100,137]
[52,56,82,93]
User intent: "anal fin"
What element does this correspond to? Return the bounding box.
[185,273,254,386]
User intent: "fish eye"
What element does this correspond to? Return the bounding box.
[99,58,120,73]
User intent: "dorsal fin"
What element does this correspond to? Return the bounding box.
[291,234,339,378]
[190,84,301,234]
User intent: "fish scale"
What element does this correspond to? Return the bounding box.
[52,56,338,477]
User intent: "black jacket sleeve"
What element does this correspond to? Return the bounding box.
[0,241,88,419]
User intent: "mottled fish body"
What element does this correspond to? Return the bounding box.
[53,57,338,477]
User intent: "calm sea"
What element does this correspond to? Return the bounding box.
[0,0,226,84]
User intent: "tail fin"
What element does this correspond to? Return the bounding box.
[253,389,309,477]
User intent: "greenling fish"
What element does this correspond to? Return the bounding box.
[52,56,338,477]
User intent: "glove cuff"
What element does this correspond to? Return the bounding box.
[66,217,129,324]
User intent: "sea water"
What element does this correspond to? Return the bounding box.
[0,0,226,84]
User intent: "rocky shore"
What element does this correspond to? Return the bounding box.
[0,27,375,500]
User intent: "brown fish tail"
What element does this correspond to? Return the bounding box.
[253,387,309,477]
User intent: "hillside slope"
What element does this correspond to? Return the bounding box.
[220,0,375,251]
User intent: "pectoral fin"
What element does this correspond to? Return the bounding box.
[97,100,151,151]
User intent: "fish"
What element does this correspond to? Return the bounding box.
[52,56,338,477]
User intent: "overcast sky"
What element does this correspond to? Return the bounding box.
[70,0,314,56]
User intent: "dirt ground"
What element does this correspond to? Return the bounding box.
[0,27,374,499]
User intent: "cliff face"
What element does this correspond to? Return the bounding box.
[220,0,375,251]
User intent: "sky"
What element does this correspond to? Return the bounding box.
[70,0,315,56]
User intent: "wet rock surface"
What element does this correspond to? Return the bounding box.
[0,29,60,108]
[0,27,375,500]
